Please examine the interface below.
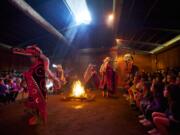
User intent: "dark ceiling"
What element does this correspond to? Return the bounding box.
[0,0,179,57]
[118,0,180,51]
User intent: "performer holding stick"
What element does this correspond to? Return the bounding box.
[13,45,59,125]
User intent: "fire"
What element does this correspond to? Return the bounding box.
[71,80,87,98]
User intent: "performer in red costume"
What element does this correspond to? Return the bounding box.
[99,57,116,97]
[13,45,59,125]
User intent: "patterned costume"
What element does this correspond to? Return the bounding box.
[23,57,47,124]
[13,45,59,125]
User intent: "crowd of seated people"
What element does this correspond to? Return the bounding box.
[0,65,73,103]
[0,71,26,105]
[123,68,180,135]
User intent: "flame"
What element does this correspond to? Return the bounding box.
[71,80,87,97]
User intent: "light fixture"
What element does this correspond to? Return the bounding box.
[106,13,114,26]
[64,0,92,25]
[108,14,114,21]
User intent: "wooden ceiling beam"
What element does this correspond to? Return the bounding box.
[9,0,68,45]
[116,39,161,46]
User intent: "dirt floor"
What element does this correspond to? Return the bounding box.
[0,91,147,135]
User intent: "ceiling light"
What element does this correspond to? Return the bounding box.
[64,0,92,25]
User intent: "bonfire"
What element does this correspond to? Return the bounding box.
[61,80,95,101]
[71,80,87,98]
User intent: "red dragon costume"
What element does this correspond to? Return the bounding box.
[13,45,59,125]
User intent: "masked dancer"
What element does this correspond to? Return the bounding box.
[13,45,59,125]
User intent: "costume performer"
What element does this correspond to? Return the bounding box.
[115,53,139,87]
[122,54,140,105]
[13,45,59,125]
[56,65,66,85]
[123,53,139,77]
[99,57,116,97]
[51,64,67,92]
[83,64,99,91]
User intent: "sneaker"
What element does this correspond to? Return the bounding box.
[138,114,144,119]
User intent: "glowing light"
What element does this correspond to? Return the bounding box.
[73,105,84,109]
[75,12,91,25]
[107,13,114,26]
[46,79,53,89]
[71,80,87,98]
[52,64,57,68]
[64,0,92,25]
[116,38,122,44]
[108,14,114,21]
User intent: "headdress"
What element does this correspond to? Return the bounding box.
[13,44,42,57]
